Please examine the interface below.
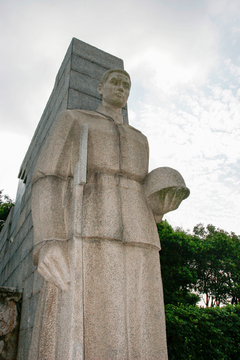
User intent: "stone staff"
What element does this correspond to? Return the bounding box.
[67,123,88,360]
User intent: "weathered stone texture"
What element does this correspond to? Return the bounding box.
[0,288,22,360]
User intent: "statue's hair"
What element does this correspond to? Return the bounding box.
[99,68,131,86]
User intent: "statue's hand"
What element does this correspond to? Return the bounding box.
[38,243,70,291]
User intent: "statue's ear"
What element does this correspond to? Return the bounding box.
[97,84,103,96]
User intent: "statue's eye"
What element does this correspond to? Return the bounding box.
[110,79,118,85]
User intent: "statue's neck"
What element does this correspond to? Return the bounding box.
[96,104,124,125]
[101,100,122,114]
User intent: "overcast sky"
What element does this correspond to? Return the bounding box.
[1,0,240,235]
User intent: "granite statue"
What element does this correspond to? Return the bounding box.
[29,68,189,359]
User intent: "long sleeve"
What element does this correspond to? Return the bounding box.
[31,110,81,264]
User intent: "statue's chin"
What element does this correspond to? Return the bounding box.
[103,97,127,110]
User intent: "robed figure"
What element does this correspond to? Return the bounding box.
[29,69,177,359]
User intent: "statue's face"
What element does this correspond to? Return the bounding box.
[98,72,130,109]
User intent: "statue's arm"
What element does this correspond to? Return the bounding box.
[31,110,80,290]
[31,175,72,290]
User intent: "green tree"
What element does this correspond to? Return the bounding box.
[193,224,240,307]
[159,221,240,307]
[158,220,199,306]
[165,304,240,360]
[0,190,14,232]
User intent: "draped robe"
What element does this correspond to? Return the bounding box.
[29,107,168,360]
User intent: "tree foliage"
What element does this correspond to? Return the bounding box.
[158,221,199,306]
[159,220,240,307]
[165,304,240,360]
[0,190,14,232]
[193,223,240,307]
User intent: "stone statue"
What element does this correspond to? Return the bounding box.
[29,69,189,359]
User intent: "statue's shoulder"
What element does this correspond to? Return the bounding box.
[124,123,147,139]
[57,109,104,123]
[125,123,142,134]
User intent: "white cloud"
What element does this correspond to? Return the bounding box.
[225,59,240,82]
[131,75,240,234]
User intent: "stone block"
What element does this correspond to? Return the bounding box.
[0,267,7,286]
[11,216,22,240]
[47,69,70,116]
[17,329,27,360]
[67,88,101,111]
[0,227,7,250]
[8,235,20,260]
[14,204,27,236]
[48,88,68,123]
[28,293,39,328]
[10,248,21,275]
[17,328,32,360]
[18,251,35,287]
[5,269,14,288]
[55,42,72,86]
[4,263,11,285]
[18,231,28,252]
[25,198,32,218]
[1,250,9,275]
[19,299,29,331]
[27,252,36,278]
[20,228,33,263]
[47,68,70,115]
[15,263,24,290]
[71,54,107,81]
[21,255,31,281]
[7,259,20,287]
[11,233,21,256]
[5,243,13,267]
[52,90,69,118]
[70,70,100,99]
[22,273,34,302]
[19,185,31,210]
[32,269,42,295]
[72,38,123,69]
[6,272,15,289]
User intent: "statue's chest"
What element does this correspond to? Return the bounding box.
[86,118,149,180]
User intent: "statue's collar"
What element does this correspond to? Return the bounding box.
[96,105,123,125]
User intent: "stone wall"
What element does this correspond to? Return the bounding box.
[0,38,126,359]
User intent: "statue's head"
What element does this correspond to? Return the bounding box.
[98,69,131,110]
